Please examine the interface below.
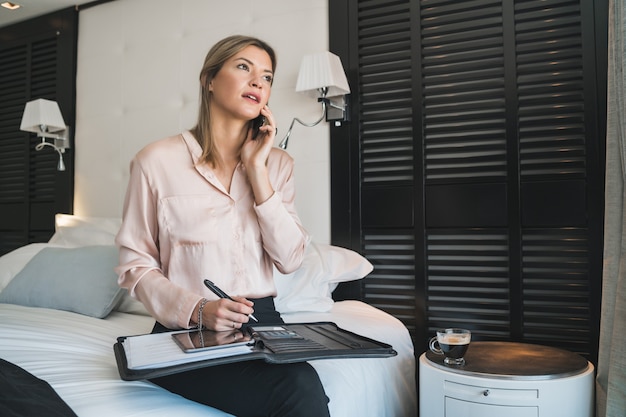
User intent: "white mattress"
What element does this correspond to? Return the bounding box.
[0,300,416,417]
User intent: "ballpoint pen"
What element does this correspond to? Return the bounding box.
[204,279,259,322]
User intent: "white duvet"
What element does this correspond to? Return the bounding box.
[0,300,416,417]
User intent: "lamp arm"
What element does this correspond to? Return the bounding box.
[278,100,328,149]
[327,100,345,111]
[34,141,66,171]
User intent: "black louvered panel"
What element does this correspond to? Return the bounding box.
[0,42,28,253]
[0,145,27,203]
[0,9,76,256]
[0,44,28,106]
[522,228,591,355]
[28,37,60,204]
[358,1,414,185]
[516,0,586,179]
[361,230,417,335]
[421,0,507,183]
[0,32,62,254]
[0,44,28,204]
[426,229,511,339]
[30,38,58,96]
[0,232,25,256]
[333,0,602,362]
[29,140,58,201]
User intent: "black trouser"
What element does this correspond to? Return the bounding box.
[149,297,330,417]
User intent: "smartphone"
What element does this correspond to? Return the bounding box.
[252,114,266,139]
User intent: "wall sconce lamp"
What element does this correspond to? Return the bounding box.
[20,98,70,171]
[279,51,350,149]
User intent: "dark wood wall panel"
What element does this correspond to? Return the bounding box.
[0,8,77,256]
[329,0,606,364]
[425,184,508,227]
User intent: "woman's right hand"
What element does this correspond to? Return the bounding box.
[242,104,276,169]
[198,297,255,331]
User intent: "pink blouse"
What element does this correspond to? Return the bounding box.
[115,131,308,329]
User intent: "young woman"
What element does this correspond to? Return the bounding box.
[115,35,330,417]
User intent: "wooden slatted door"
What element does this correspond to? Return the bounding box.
[330,0,605,362]
[0,8,76,255]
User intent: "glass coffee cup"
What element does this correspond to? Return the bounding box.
[429,328,471,366]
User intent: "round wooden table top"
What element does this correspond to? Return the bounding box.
[425,341,590,380]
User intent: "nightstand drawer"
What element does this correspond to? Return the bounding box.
[444,380,538,406]
[445,397,538,417]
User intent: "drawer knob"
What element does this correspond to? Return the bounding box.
[483,390,490,397]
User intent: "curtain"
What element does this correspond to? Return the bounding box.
[596,0,626,415]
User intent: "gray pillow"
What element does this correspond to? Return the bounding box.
[0,245,123,318]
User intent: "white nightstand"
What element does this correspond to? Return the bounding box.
[419,341,594,417]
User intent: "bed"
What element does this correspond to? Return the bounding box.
[0,214,417,417]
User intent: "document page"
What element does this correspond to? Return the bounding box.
[123,331,253,370]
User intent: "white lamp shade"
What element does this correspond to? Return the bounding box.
[20,98,66,134]
[295,51,350,98]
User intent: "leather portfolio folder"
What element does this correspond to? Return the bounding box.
[114,322,397,381]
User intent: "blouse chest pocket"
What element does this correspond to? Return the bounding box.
[159,195,234,245]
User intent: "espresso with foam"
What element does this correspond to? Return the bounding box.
[429,329,471,365]
[438,333,470,359]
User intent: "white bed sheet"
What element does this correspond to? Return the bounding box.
[0,300,416,417]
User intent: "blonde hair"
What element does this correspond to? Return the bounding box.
[190,35,277,166]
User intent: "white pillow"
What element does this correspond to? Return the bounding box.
[274,242,373,314]
[48,213,121,247]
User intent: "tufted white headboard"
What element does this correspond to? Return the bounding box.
[74,0,331,243]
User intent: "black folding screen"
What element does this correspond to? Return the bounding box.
[329,0,607,364]
[0,8,77,256]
